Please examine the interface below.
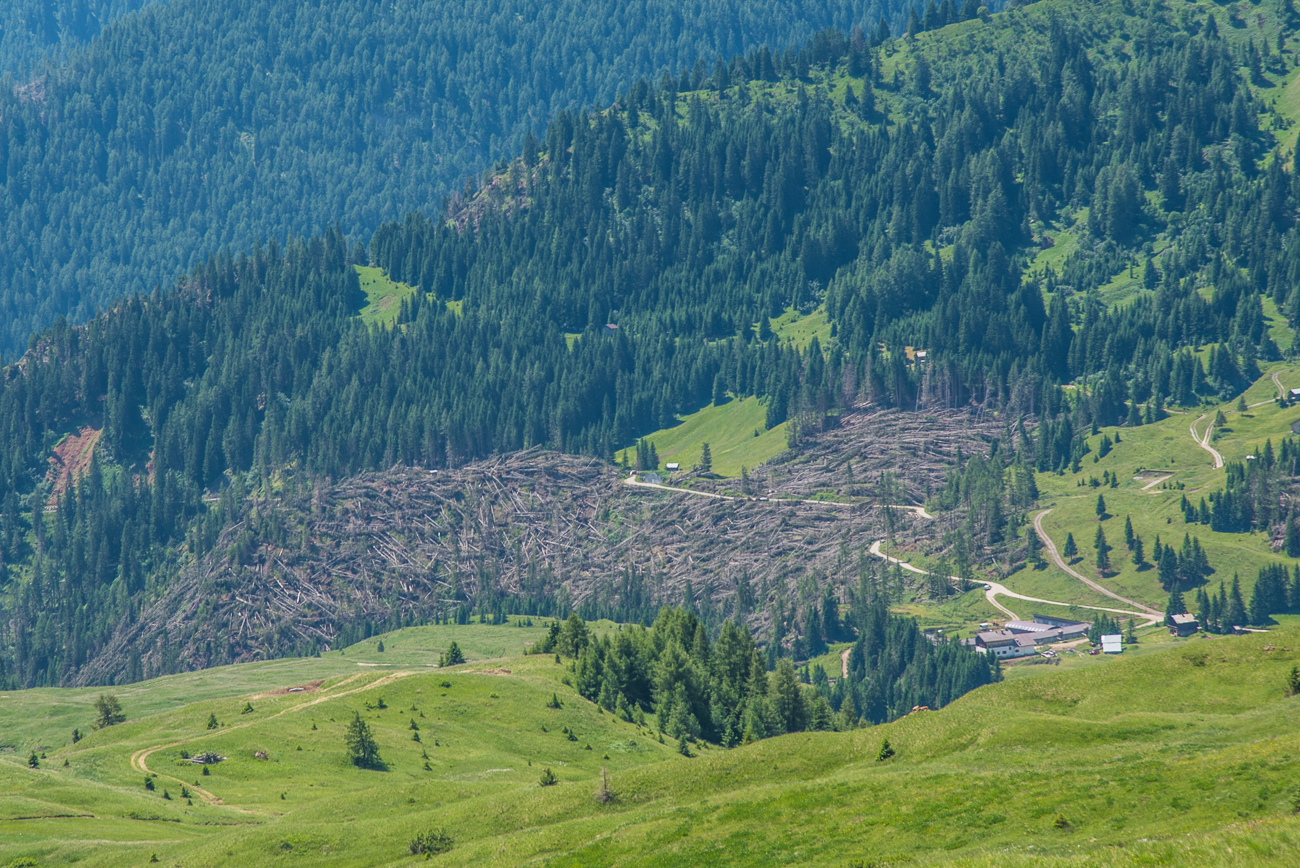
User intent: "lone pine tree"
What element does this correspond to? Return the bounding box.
[345,712,383,769]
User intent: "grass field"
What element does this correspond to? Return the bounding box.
[5,625,1300,866]
[769,305,832,352]
[354,266,418,328]
[639,395,788,479]
[1033,359,1300,612]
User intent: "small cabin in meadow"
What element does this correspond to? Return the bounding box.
[1169,613,1199,637]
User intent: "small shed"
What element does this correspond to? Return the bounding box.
[665,462,680,472]
[1101,634,1123,654]
[602,323,620,336]
[1169,613,1199,637]
[1291,416,1300,435]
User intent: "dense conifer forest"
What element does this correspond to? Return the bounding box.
[0,0,164,76]
[2,0,1300,694]
[0,0,928,357]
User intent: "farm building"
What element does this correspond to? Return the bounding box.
[973,617,1091,659]
[973,630,1039,659]
[665,462,679,472]
[1101,634,1123,654]
[1169,613,1199,637]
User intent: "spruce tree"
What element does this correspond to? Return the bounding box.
[1226,575,1248,628]
[344,712,382,769]
[1063,532,1077,560]
[1094,525,1111,572]
[94,694,126,729]
[1123,516,1135,550]
[439,641,465,667]
[1096,494,1107,519]
[1165,587,1187,625]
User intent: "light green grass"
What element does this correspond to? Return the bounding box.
[1034,363,1300,610]
[639,396,788,478]
[769,305,832,352]
[353,265,418,328]
[1263,296,1295,353]
[1029,209,1085,277]
[6,629,1300,866]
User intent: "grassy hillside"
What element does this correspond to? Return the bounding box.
[354,266,419,328]
[1032,359,1300,612]
[640,396,789,479]
[4,626,1300,866]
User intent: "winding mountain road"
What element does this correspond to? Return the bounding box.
[1189,414,1224,469]
[129,671,413,811]
[628,470,1159,625]
[866,540,1160,625]
[1031,509,1161,616]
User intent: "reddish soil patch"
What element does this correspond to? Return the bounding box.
[255,679,325,698]
[47,426,102,506]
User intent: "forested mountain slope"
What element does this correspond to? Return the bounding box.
[0,0,928,357]
[0,1,165,77]
[2,0,1300,688]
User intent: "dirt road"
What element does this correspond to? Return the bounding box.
[129,670,413,811]
[866,540,1159,625]
[1189,414,1224,469]
[623,473,932,516]
[1031,509,1161,616]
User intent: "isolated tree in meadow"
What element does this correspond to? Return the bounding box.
[344,712,383,769]
[698,442,713,473]
[1123,516,1135,549]
[28,751,38,769]
[1288,666,1300,697]
[1096,494,1107,519]
[1063,533,1077,560]
[94,694,126,729]
[207,713,219,730]
[1131,535,1144,567]
[439,641,465,667]
[1094,525,1111,572]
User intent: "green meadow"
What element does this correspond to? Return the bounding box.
[1032,359,1300,613]
[639,396,788,479]
[4,624,1300,866]
[354,266,418,328]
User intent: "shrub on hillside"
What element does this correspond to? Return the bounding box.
[409,828,453,857]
